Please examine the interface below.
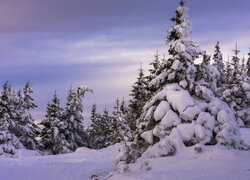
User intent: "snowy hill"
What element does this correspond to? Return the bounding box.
[0,128,249,180]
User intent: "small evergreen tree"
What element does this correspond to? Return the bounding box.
[128,65,148,132]
[224,56,233,84]
[196,52,219,94]
[0,82,22,156]
[146,51,161,83]
[111,99,132,144]
[14,82,41,150]
[88,105,116,149]
[241,55,247,76]
[145,51,163,99]
[53,86,92,154]
[40,92,63,154]
[212,42,225,87]
[88,103,102,148]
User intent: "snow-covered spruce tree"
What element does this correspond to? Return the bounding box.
[101,107,116,146]
[195,52,219,94]
[114,2,246,169]
[146,51,161,83]
[212,42,225,87]
[40,92,63,154]
[88,105,115,149]
[218,46,250,127]
[88,104,102,148]
[13,82,41,150]
[0,82,22,156]
[128,65,148,132]
[241,55,247,75]
[145,51,163,99]
[120,98,131,131]
[52,86,92,154]
[110,99,132,144]
[224,57,233,84]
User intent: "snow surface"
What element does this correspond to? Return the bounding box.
[110,128,250,180]
[110,145,250,180]
[0,144,121,180]
[0,129,249,180]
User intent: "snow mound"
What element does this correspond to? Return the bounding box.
[110,130,250,180]
[165,84,194,114]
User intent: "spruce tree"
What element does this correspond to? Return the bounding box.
[114,2,244,169]
[128,65,148,132]
[146,51,166,100]
[111,99,132,143]
[88,103,102,148]
[146,51,161,84]
[196,52,219,94]
[0,82,22,156]
[241,55,246,76]
[40,92,63,154]
[101,107,114,146]
[54,86,92,153]
[88,104,116,149]
[14,82,41,150]
[212,42,225,87]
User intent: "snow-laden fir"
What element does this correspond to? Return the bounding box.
[112,1,249,174]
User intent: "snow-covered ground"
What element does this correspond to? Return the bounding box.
[0,144,121,180]
[110,128,250,180]
[0,129,249,180]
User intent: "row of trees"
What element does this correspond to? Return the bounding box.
[87,99,132,149]
[0,81,134,156]
[40,86,92,155]
[0,83,95,156]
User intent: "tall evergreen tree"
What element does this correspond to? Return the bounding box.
[114,2,244,170]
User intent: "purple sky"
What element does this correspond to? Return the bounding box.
[0,0,249,122]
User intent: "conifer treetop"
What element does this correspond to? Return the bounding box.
[165,1,192,44]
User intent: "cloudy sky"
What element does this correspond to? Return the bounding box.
[0,0,249,122]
